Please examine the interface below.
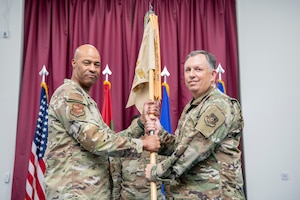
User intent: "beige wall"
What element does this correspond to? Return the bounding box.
[237,0,300,199]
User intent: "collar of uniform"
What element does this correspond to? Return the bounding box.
[65,79,89,95]
[185,85,216,114]
[191,85,215,105]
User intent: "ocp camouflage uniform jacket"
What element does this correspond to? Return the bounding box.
[109,150,171,200]
[150,85,246,200]
[44,79,145,200]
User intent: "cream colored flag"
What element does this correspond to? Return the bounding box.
[126,13,161,113]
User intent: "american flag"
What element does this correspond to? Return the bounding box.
[25,82,48,200]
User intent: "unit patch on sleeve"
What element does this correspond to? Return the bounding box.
[196,105,225,138]
[70,103,85,118]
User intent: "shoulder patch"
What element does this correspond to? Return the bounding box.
[196,106,225,138]
[70,103,85,118]
[66,92,87,119]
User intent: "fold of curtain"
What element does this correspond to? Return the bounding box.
[12,0,238,199]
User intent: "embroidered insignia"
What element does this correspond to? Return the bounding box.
[204,113,219,127]
[196,106,225,138]
[70,103,85,117]
[136,68,145,79]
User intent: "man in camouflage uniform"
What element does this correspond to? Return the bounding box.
[145,50,246,199]
[44,44,160,199]
[109,115,172,200]
[110,146,171,200]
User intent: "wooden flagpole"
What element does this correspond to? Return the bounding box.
[146,4,161,199]
[148,69,157,200]
[149,12,161,200]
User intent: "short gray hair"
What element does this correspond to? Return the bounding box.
[184,50,216,70]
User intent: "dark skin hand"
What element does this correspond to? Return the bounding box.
[141,100,161,152]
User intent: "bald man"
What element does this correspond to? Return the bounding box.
[44,44,160,199]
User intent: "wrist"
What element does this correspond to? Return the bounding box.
[141,138,147,150]
[137,118,145,129]
[140,114,146,124]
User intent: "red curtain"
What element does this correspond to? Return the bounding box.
[12,0,239,199]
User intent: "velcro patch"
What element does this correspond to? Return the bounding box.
[70,103,85,118]
[67,92,84,102]
[196,106,225,138]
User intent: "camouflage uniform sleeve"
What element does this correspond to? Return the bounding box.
[157,128,177,156]
[53,89,144,157]
[117,119,145,138]
[150,105,230,182]
[109,156,122,199]
[75,122,144,157]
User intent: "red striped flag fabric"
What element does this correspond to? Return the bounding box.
[25,82,48,200]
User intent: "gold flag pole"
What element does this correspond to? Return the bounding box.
[144,5,158,200]
[148,69,157,200]
[147,7,161,200]
[125,4,161,199]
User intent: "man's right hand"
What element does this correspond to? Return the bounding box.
[140,100,160,124]
[141,134,160,152]
[145,116,162,135]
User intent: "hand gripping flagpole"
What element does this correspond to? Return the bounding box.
[148,68,157,200]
